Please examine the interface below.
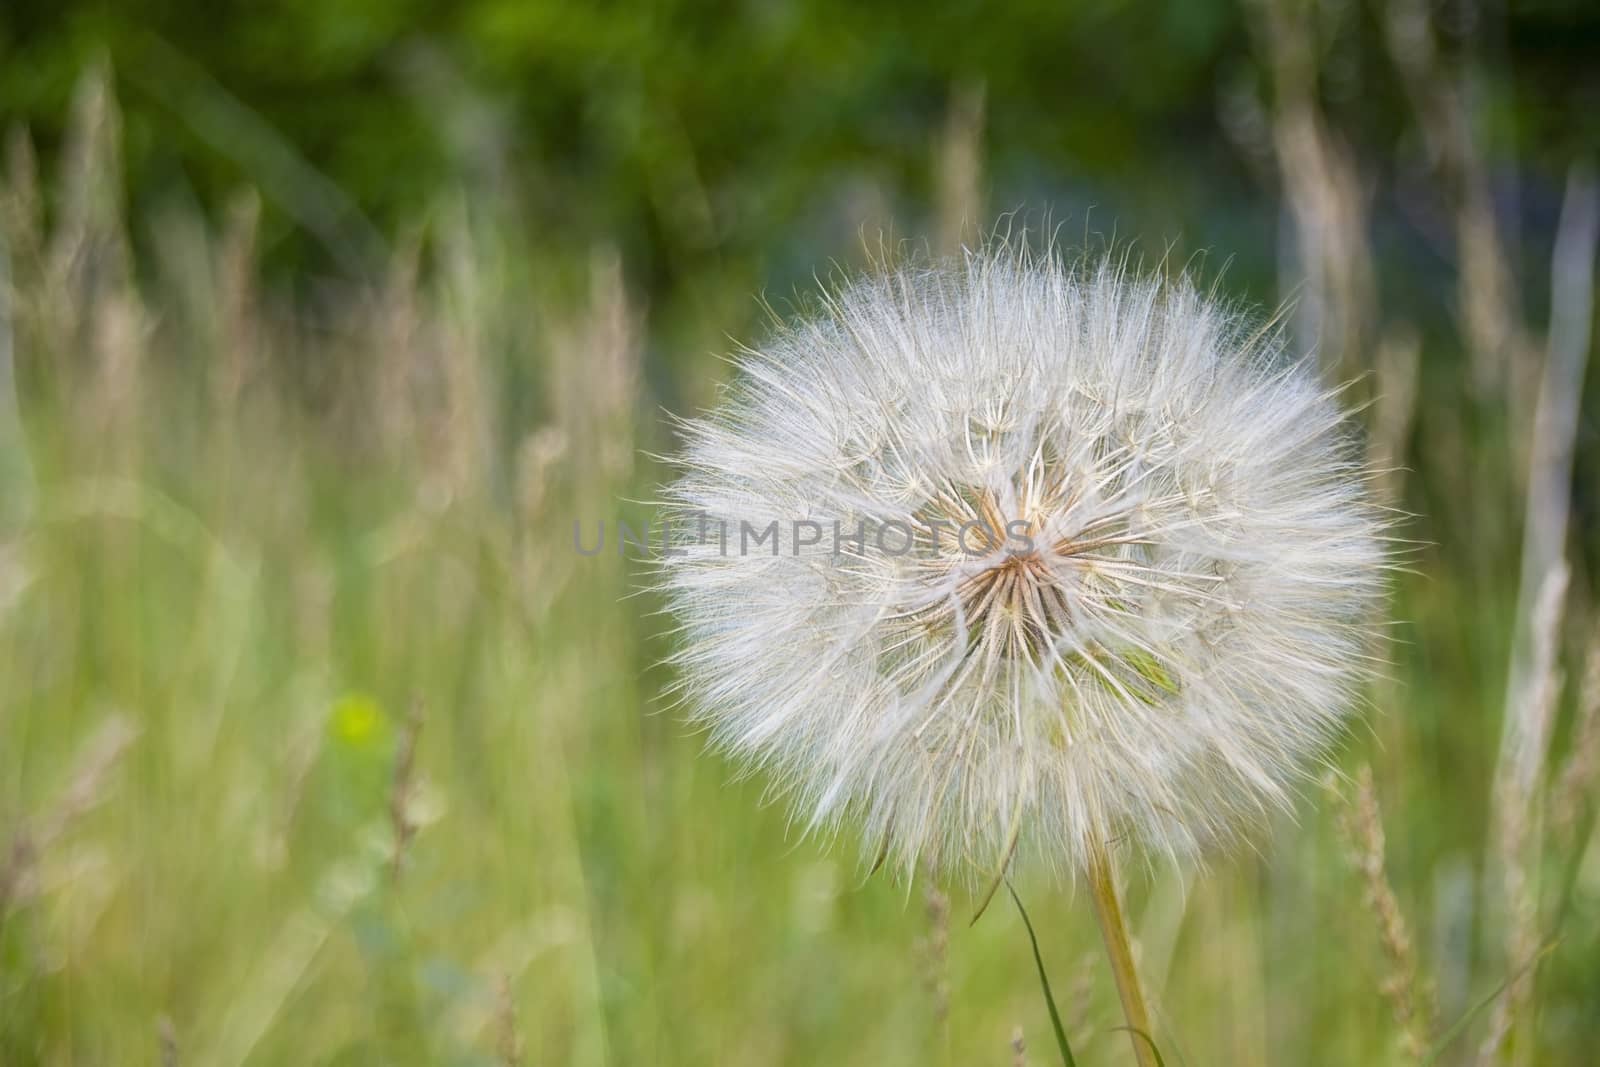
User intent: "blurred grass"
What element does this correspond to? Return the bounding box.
[0,59,1596,1067]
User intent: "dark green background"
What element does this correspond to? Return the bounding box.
[3,1,1594,301]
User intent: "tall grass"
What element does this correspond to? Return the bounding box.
[0,60,1597,1065]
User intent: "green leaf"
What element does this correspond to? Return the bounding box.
[1007,882,1078,1067]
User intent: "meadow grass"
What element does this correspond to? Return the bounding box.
[1,73,1597,1066]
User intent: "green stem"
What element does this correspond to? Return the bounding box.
[1087,834,1158,1067]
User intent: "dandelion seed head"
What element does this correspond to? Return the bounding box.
[662,246,1387,885]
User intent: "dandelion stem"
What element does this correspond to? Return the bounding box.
[1086,834,1157,1067]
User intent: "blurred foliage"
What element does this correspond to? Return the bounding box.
[3,1,1593,298]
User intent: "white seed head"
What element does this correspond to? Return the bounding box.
[661,246,1386,885]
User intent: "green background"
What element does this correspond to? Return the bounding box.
[1,1,1598,1064]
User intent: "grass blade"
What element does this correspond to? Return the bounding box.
[1007,881,1078,1067]
[1111,1026,1168,1067]
[971,796,1024,925]
[1419,940,1558,1067]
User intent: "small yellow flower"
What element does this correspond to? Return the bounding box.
[330,693,385,748]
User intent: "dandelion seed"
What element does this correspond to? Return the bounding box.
[661,243,1386,1060]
